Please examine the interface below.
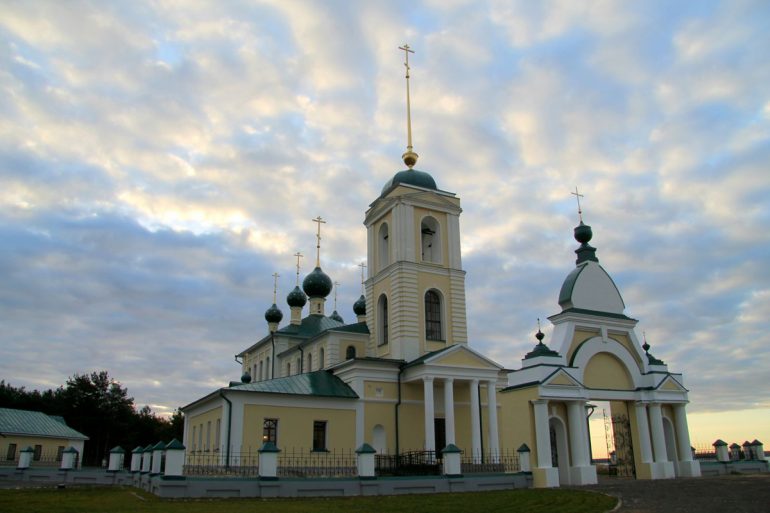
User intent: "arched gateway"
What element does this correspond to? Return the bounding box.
[500,220,701,488]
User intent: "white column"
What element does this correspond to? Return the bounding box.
[443,378,456,447]
[567,401,588,466]
[634,402,654,464]
[486,380,500,460]
[469,379,481,461]
[673,404,693,462]
[423,377,435,454]
[648,403,667,463]
[532,399,551,468]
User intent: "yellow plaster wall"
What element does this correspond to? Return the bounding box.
[608,332,643,368]
[397,402,426,450]
[374,212,393,272]
[435,350,489,369]
[566,328,600,363]
[1,436,75,461]
[497,387,538,461]
[548,372,575,386]
[242,404,355,451]
[371,279,391,358]
[583,353,634,390]
[340,338,366,360]
[187,406,222,452]
[364,402,396,452]
[364,381,398,399]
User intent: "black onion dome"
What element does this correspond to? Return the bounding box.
[574,221,593,244]
[287,286,307,308]
[240,371,252,384]
[330,310,344,323]
[302,267,333,298]
[353,294,366,316]
[264,303,283,324]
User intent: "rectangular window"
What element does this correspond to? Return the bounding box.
[215,418,221,451]
[56,446,65,462]
[312,421,327,451]
[198,423,203,451]
[33,445,42,461]
[206,420,211,451]
[6,443,16,461]
[263,418,278,445]
[192,426,197,451]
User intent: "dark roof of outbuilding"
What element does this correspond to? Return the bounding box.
[228,370,358,399]
[0,408,88,440]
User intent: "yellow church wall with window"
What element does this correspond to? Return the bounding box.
[1,436,75,463]
[497,386,539,459]
[186,406,222,453]
[241,404,355,451]
[565,328,599,362]
[583,352,634,390]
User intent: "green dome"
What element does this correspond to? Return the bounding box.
[353,294,366,316]
[302,267,333,298]
[330,310,344,323]
[381,169,437,196]
[264,303,283,324]
[287,286,307,308]
[241,371,252,384]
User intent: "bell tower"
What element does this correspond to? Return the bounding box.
[363,45,468,361]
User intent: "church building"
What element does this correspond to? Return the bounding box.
[181,47,700,488]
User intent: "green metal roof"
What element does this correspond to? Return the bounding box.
[403,345,456,368]
[0,408,88,440]
[229,370,358,399]
[276,314,345,338]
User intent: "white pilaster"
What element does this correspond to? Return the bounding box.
[423,377,435,454]
[443,378,456,447]
[469,379,481,461]
[567,400,597,485]
[673,403,701,477]
[487,380,500,461]
[634,402,654,464]
[532,399,559,487]
[648,402,675,479]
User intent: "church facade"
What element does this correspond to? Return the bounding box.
[181,161,701,487]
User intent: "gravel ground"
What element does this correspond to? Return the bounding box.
[581,474,770,513]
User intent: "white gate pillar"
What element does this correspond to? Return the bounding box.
[469,379,481,462]
[673,403,701,477]
[567,400,596,485]
[648,403,675,479]
[532,399,559,487]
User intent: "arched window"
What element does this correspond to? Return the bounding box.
[286,362,291,377]
[296,357,301,374]
[378,294,388,346]
[378,223,390,270]
[252,364,257,380]
[421,216,441,264]
[425,289,443,341]
[319,348,325,369]
[346,345,357,359]
[307,353,312,372]
[266,357,270,379]
[259,361,264,381]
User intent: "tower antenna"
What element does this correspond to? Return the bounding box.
[399,44,418,169]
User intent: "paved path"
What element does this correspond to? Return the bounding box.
[582,474,770,513]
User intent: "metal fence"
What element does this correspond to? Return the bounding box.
[375,450,441,476]
[277,448,357,478]
[184,449,259,477]
[461,449,520,474]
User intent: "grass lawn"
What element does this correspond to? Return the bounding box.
[0,485,616,513]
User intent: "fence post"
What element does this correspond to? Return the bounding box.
[258,442,280,480]
[130,446,143,472]
[517,444,531,472]
[441,444,462,477]
[141,444,153,473]
[17,446,33,470]
[752,440,765,461]
[164,439,186,477]
[713,440,729,462]
[108,446,125,472]
[60,447,78,470]
[151,441,166,475]
[355,443,376,479]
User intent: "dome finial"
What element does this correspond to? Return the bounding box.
[271,272,280,304]
[333,281,340,310]
[399,44,419,169]
[571,186,584,224]
[312,216,326,267]
[293,251,303,286]
[358,262,366,294]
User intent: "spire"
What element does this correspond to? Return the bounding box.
[312,216,326,267]
[571,188,598,265]
[293,251,303,285]
[399,44,418,169]
[524,318,560,359]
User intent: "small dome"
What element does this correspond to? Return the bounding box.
[330,310,344,323]
[264,303,283,324]
[574,221,593,244]
[381,169,437,196]
[241,371,252,384]
[353,294,366,316]
[302,267,333,298]
[287,286,307,308]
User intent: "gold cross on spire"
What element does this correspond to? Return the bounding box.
[334,281,340,310]
[399,44,418,169]
[312,216,326,267]
[571,187,585,223]
[358,262,366,294]
[293,251,303,285]
[271,272,280,303]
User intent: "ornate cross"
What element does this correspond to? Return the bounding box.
[334,281,340,310]
[271,272,280,303]
[293,251,303,285]
[571,187,585,223]
[399,44,418,168]
[312,216,326,267]
[358,262,366,294]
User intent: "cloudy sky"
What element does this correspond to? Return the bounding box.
[2,1,768,446]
